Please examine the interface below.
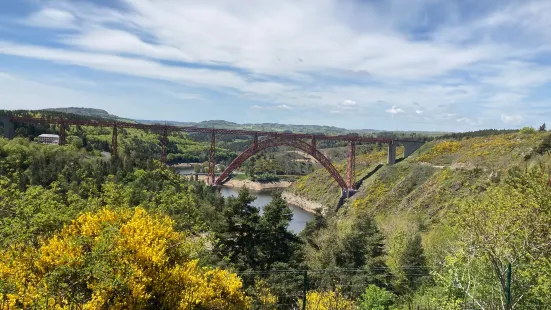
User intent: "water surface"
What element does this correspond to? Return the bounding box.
[175,166,314,232]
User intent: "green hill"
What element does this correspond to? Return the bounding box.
[295,130,551,306]
[43,107,119,119]
[288,130,546,211]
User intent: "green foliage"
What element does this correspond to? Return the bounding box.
[290,147,398,208]
[415,141,461,162]
[435,129,517,140]
[251,172,280,182]
[44,107,119,119]
[305,209,390,298]
[358,285,396,310]
[396,234,428,292]
[214,188,303,273]
[439,167,551,308]
[535,133,551,154]
[259,192,302,270]
[296,131,551,308]
[520,126,536,134]
[214,188,261,271]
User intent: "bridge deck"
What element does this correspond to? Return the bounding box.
[7,116,407,143]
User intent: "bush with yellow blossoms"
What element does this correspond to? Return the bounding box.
[0,207,250,309]
[298,288,356,310]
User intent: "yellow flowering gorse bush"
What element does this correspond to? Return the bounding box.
[0,207,251,309]
[416,141,461,162]
[298,288,356,310]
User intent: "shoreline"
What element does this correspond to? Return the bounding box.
[223,179,293,191]
[281,192,326,214]
[170,163,195,168]
[191,175,321,215]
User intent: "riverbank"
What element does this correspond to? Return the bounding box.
[281,192,326,214]
[191,175,320,214]
[170,163,195,168]
[223,179,292,191]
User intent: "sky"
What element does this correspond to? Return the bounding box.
[1,0,551,131]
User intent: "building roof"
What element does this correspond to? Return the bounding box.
[38,134,60,138]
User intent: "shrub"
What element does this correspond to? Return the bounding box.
[359,285,396,310]
[0,208,251,309]
[416,141,461,162]
[535,134,551,154]
[519,126,536,134]
[298,288,355,310]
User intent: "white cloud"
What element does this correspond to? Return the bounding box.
[251,104,293,111]
[23,0,501,80]
[340,99,357,107]
[166,92,203,101]
[277,104,293,110]
[24,8,75,28]
[2,0,551,130]
[501,114,525,125]
[333,99,358,111]
[456,117,482,126]
[386,106,405,115]
[0,41,289,95]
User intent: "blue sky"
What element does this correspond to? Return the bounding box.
[1,0,550,131]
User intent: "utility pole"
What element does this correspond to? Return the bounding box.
[506,263,512,310]
[302,270,308,310]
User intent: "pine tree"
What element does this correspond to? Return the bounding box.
[334,211,391,295]
[300,208,326,250]
[259,192,302,270]
[215,187,261,271]
[398,234,429,292]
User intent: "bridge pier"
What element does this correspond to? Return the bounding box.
[208,130,216,185]
[346,142,356,189]
[387,142,396,165]
[112,124,118,157]
[59,121,67,145]
[403,141,424,158]
[0,116,14,139]
[161,126,168,164]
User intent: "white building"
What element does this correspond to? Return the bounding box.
[38,134,60,145]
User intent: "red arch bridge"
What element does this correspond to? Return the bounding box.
[1,116,424,197]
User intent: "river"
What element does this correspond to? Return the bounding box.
[175,166,314,233]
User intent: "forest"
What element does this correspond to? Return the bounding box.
[1,110,551,309]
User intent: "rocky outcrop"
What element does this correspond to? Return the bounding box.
[282,192,325,214]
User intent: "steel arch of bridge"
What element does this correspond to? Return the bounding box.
[215,136,349,191]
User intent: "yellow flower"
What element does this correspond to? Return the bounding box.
[0,207,250,309]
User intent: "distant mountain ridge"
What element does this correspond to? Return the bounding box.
[43,108,118,119]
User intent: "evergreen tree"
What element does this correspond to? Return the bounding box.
[300,208,327,250]
[398,234,429,292]
[309,210,390,297]
[539,123,547,131]
[336,212,390,289]
[214,187,261,271]
[259,192,302,270]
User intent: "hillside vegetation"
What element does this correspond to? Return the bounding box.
[288,131,547,210]
[43,107,120,119]
[294,129,551,307]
